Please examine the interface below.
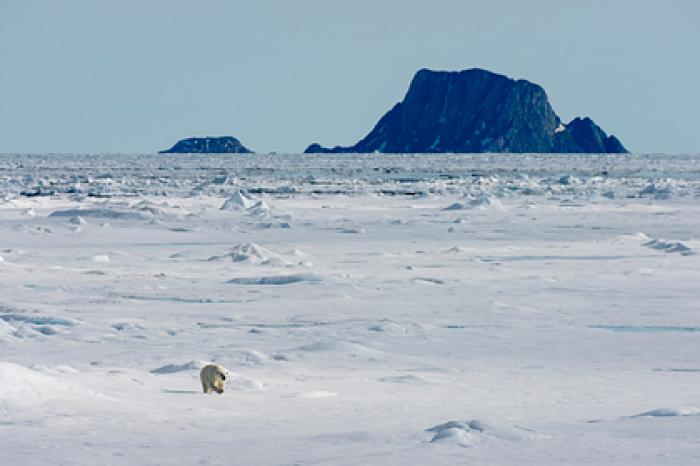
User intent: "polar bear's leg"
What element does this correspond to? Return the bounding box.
[201,366,213,393]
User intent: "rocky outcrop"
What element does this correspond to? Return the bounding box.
[305,68,627,154]
[160,136,252,154]
[553,117,626,153]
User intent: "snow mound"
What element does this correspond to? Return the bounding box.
[111,321,146,331]
[368,320,407,334]
[0,362,103,412]
[297,341,356,353]
[444,195,506,212]
[427,419,529,446]
[277,340,384,362]
[615,232,650,241]
[31,364,80,374]
[632,407,700,418]
[379,374,433,384]
[226,373,264,391]
[226,273,323,285]
[412,277,446,285]
[0,320,16,341]
[220,190,256,211]
[48,208,155,221]
[442,246,476,254]
[208,243,289,265]
[643,239,694,256]
[428,424,474,446]
[169,250,202,259]
[228,349,268,366]
[287,248,308,257]
[150,360,205,374]
[293,390,338,399]
[339,227,366,234]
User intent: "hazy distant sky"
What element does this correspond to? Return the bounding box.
[1,0,698,153]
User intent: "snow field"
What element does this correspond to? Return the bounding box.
[0,153,699,464]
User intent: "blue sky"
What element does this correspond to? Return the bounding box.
[1,0,698,153]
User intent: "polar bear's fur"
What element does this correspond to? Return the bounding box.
[200,363,228,394]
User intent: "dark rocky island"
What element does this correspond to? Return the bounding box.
[160,136,252,154]
[305,68,627,154]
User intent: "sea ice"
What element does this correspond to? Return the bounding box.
[0,153,699,465]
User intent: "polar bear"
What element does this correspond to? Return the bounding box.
[200,363,228,394]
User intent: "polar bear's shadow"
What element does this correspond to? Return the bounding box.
[162,389,199,394]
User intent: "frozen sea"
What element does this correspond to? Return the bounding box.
[1,153,699,465]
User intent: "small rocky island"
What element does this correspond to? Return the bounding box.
[160,136,252,154]
[305,68,627,154]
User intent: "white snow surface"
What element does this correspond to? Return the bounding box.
[1,153,700,465]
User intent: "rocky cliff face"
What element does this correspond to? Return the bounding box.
[305,68,627,154]
[160,136,252,154]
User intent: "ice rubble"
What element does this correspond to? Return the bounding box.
[445,195,506,211]
[220,190,256,210]
[2,153,698,200]
[643,239,694,255]
[207,242,290,265]
[0,312,79,339]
